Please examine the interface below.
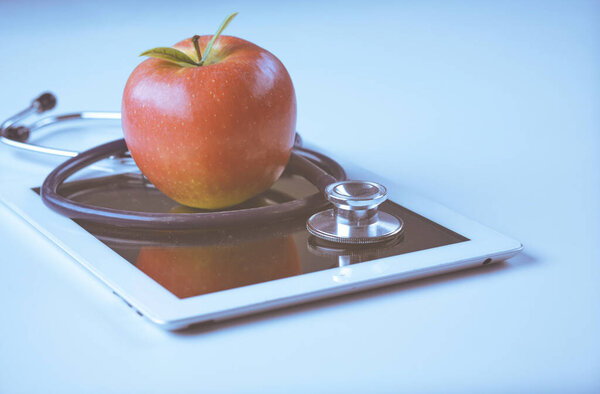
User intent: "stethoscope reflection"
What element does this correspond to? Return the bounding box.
[307,236,404,283]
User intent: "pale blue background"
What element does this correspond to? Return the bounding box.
[0,0,599,392]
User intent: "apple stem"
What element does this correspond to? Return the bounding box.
[139,12,238,68]
[192,35,202,64]
[200,12,238,65]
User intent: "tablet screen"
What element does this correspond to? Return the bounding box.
[38,172,467,299]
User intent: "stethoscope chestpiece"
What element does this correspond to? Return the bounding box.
[307,180,404,244]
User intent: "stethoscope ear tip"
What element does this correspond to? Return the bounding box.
[3,125,30,142]
[33,92,57,113]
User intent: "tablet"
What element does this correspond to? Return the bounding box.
[0,152,522,330]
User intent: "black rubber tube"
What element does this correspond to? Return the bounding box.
[41,138,346,230]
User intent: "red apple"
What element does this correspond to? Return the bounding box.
[122,13,296,209]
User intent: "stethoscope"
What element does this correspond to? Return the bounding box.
[1,92,404,245]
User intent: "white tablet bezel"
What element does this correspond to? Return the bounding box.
[0,157,522,330]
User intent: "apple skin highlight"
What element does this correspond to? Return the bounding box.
[122,35,296,209]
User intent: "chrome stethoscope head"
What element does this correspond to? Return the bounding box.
[307,180,404,244]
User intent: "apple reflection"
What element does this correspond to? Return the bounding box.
[136,234,301,299]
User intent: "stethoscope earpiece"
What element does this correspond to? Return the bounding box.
[33,92,57,113]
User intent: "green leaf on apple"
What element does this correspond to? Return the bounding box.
[139,47,199,67]
[139,12,238,67]
[201,12,238,65]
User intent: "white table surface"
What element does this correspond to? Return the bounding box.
[1,1,598,392]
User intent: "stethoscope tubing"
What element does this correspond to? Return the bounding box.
[2,93,347,231]
[40,138,345,230]
[1,111,121,157]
